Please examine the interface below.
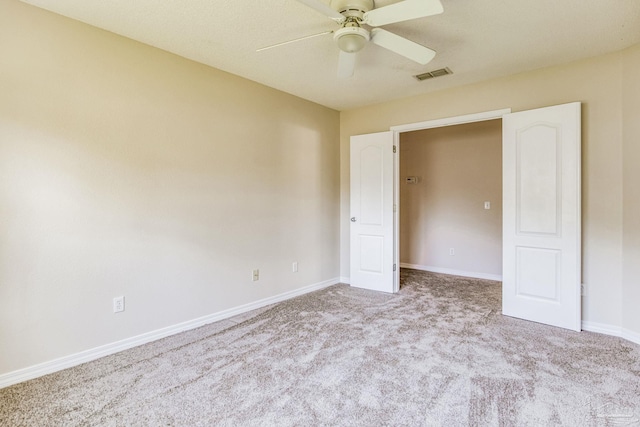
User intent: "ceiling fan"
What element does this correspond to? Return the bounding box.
[258,0,443,78]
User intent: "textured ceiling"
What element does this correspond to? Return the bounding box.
[19,0,640,111]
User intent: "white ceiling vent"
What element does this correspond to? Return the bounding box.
[414,67,453,81]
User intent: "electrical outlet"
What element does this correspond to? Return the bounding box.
[484,201,491,210]
[252,269,259,281]
[113,296,125,313]
[292,262,298,273]
[449,248,455,256]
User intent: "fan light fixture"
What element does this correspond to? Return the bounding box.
[334,26,370,53]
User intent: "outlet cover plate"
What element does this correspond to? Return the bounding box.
[113,296,125,313]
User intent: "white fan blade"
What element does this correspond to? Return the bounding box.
[257,31,333,52]
[337,51,356,78]
[370,28,435,64]
[364,0,443,27]
[296,0,345,22]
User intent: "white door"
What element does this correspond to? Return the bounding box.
[350,131,395,293]
[502,102,581,331]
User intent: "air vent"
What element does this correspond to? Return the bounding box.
[414,67,453,81]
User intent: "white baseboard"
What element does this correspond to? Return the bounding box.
[0,277,340,389]
[623,328,640,346]
[581,321,622,337]
[581,321,640,346]
[400,263,502,282]
[339,276,350,284]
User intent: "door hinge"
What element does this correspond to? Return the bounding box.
[393,145,397,153]
[393,264,397,271]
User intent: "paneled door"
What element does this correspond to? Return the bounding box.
[350,131,394,293]
[502,102,581,331]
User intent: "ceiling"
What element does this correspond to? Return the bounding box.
[19,0,640,111]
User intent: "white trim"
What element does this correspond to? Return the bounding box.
[623,328,640,346]
[581,321,622,337]
[393,132,400,293]
[339,276,350,284]
[390,108,511,133]
[581,321,640,346]
[0,277,340,389]
[400,263,502,282]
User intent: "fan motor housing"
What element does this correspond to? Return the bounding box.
[331,0,374,19]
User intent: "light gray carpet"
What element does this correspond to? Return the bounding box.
[1,269,639,426]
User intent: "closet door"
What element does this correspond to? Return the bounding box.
[502,102,581,331]
[350,131,394,293]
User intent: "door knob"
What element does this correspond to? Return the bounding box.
[351,217,357,222]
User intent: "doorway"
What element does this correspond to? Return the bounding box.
[390,109,510,291]
[398,119,503,285]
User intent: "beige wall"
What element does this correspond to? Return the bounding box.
[622,44,640,336]
[0,0,340,375]
[341,46,640,332]
[400,120,502,277]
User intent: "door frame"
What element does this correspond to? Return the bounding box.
[389,109,512,292]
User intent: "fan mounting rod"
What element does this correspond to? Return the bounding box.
[331,0,374,20]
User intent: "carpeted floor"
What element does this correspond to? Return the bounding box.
[1,269,639,426]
